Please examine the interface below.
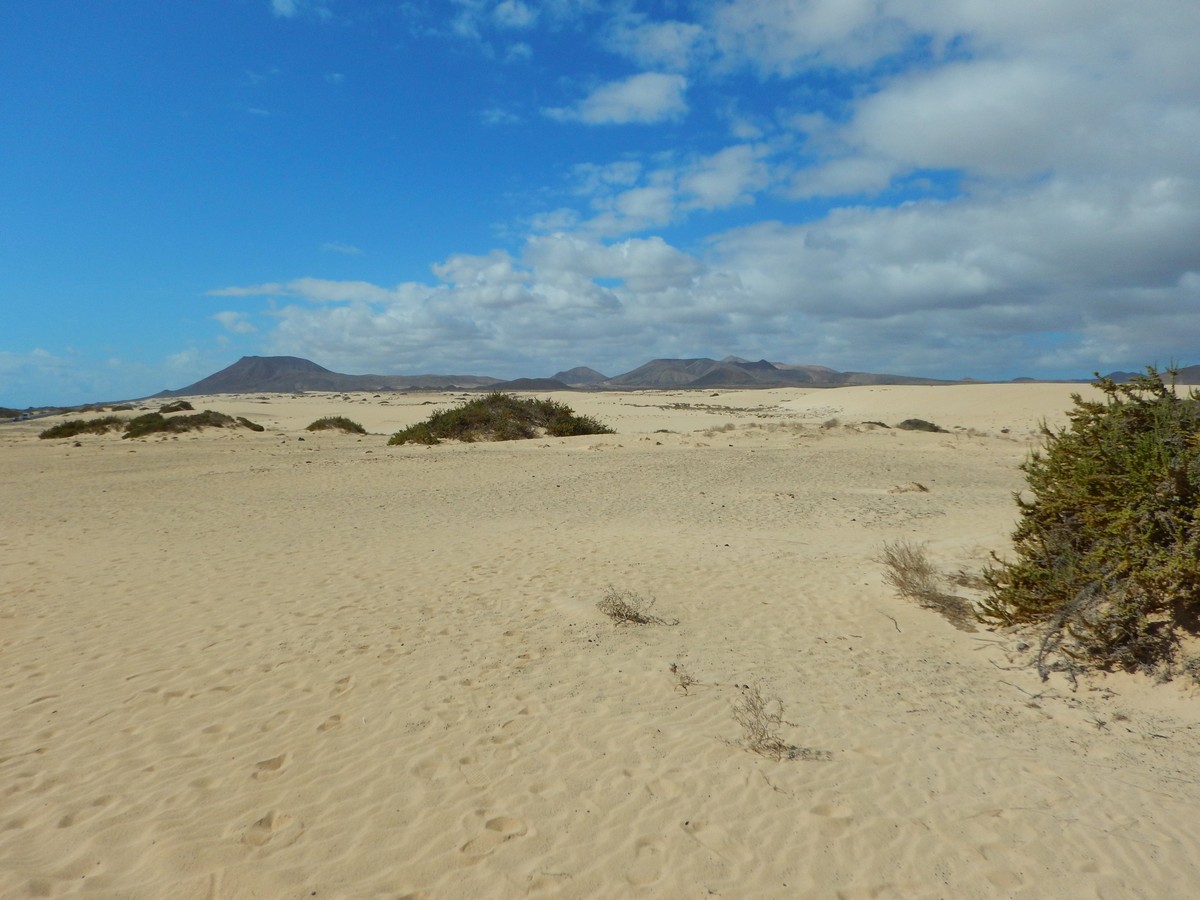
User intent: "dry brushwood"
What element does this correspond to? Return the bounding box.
[597,587,678,626]
[669,662,698,693]
[731,684,830,761]
[878,540,977,632]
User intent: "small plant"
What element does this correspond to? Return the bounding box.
[306,416,367,434]
[669,662,698,694]
[597,587,677,626]
[888,482,930,494]
[879,540,977,632]
[731,684,830,761]
[159,400,194,413]
[896,418,948,433]
[388,392,613,445]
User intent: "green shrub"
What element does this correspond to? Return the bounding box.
[982,368,1200,673]
[896,418,947,433]
[123,410,262,438]
[388,392,613,445]
[159,400,194,413]
[38,416,125,439]
[306,416,366,434]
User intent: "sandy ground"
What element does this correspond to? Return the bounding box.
[2,384,1199,899]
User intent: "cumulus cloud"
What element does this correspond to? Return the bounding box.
[545,73,688,125]
[213,311,257,335]
[603,16,707,71]
[492,0,537,30]
[233,0,1200,381]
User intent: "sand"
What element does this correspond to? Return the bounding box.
[3,384,1199,899]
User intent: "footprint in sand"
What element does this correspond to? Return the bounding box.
[252,753,290,781]
[331,676,354,697]
[243,810,302,848]
[626,837,666,886]
[680,818,754,866]
[459,816,530,863]
[317,714,343,733]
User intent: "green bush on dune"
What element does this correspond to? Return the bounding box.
[39,410,264,440]
[388,392,614,445]
[982,368,1200,674]
[38,416,126,439]
[306,416,367,434]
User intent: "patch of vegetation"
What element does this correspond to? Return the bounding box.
[1,407,21,419]
[879,540,977,632]
[159,400,194,413]
[388,392,613,445]
[896,418,948,433]
[596,587,677,626]
[306,416,367,434]
[38,416,125,439]
[982,369,1200,676]
[731,683,831,761]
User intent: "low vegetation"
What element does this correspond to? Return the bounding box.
[731,684,831,761]
[39,410,264,440]
[159,400,194,413]
[306,416,367,434]
[596,587,677,626]
[388,392,613,445]
[879,540,977,632]
[982,369,1200,676]
[38,416,126,439]
[896,418,947,433]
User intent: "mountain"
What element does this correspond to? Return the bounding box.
[552,366,608,386]
[1105,366,1200,385]
[155,353,1006,399]
[600,358,956,389]
[156,356,500,396]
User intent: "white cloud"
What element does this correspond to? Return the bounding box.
[199,1,1200,382]
[213,311,257,335]
[271,0,298,17]
[321,241,363,255]
[603,16,707,71]
[707,0,911,74]
[493,0,537,30]
[545,73,688,125]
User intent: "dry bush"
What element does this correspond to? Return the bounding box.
[669,662,698,693]
[879,540,977,632]
[888,482,930,494]
[731,684,830,761]
[597,587,678,626]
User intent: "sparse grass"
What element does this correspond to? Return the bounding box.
[38,416,125,439]
[731,684,830,761]
[306,416,367,434]
[596,587,677,626]
[389,392,614,445]
[879,540,977,632]
[159,400,194,413]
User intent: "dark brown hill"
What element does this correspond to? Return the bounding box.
[602,358,956,389]
[157,356,500,396]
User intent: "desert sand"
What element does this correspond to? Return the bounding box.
[3,384,1200,899]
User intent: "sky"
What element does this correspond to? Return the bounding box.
[3,0,1199,406]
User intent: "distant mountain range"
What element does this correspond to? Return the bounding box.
[155,354,991,397]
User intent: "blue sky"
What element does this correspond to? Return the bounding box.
[3,0,1199,405]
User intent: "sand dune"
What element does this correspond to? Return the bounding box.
[3,385,1199,898]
